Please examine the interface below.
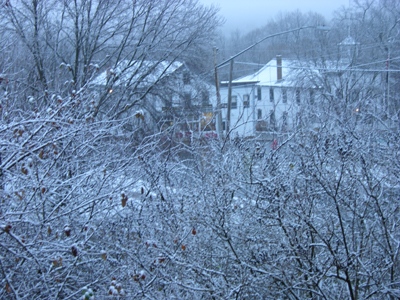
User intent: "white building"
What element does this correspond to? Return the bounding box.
[219,55,318,139]
[92,60,216,137]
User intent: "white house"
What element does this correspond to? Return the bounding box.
[218,34,390,140]
[219,55,318,139]
[92,60,216,137]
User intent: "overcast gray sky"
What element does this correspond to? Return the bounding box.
[200,0,351,34]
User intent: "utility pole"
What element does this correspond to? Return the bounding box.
[226,59,234,135]
[386,43,390,116]
[213,47,223,139]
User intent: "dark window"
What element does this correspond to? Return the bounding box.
[270,110,276,128]
[165,96,172,108]
[183,72,190,85]
[335,88,343,99]
[296,89,300,104]
[310,89,315,105]
[257,109,262,120]
[222,121,226,131]
[231,96,237,109]
[282,111,288,128]
[350,89,359,102]
[257,86,262,100]
[184,92,191,108]
[202,91,209,106]
[270,88,274,102]
[296,112,302,127]
[243,94,250,108]
[282,89,287,103]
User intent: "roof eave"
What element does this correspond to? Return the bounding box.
[220,80,259,86]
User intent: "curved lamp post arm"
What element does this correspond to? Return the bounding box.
[216,25,330,69]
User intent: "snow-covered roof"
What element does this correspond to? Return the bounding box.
[222,57,352,88]
[91,60,183,87]
[223,58,301,87]
[339,36,359,46]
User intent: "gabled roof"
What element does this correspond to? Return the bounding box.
[222,57,352,88]
[236,58,289,85]
[222,58,302,87]
[91,60,183,87]
[339,36,359,46]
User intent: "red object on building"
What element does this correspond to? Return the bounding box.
[271,139,278,150]
[205,132,218,138]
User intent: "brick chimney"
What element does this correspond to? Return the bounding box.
[276,55,282,81]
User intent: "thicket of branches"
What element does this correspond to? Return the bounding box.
[1,0,399,299]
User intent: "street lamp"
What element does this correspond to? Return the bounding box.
[214,25,330,138]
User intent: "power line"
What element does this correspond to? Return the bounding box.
[216,63,400,77]
[234,62,265,66]
[350,56,400,68]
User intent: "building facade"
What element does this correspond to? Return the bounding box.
[92,60,216,138]
[219,56,317,139]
